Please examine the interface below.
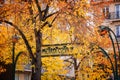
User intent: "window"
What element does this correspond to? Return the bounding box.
[87,74,89,78]
[24,74,30,80]
[103,6,109,19]
[114,0,120,2]
[0,0,5,6]
[21,0,28,2]
[115,4,120,19]
[93,0,102,1]
[116,25,120,37]
[0,0,4,4]
[92,0,110,2]
[0,21,2,24]
[15,73,19,80]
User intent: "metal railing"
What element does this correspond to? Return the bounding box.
[114,0,120,2]
[105,12,120,20]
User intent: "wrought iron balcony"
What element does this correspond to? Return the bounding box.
[90,0,113,5]
[91,0,113,2]
[114,0,120,2]
[90,0,119,3]
[105,12,120,20]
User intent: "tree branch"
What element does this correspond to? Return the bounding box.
[42,4,49,21]
[34,0,43,21]
[0,20,36,62]
[44,11,58,20]
[76,56,87,70]
[50,13,59,25]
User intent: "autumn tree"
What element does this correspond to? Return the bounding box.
[0,0,113,80]
[76,0,116,80]
[59,0,115,80]
[0,0,93,80]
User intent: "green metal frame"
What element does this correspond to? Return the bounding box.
[99,25,120,80]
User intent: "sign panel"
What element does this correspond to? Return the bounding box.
[42,45,74,56]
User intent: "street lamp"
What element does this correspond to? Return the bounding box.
[12,34,22,80]
[98,25,120,80]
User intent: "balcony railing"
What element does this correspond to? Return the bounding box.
[105,12,120,20]
[91,0,120,2]
[90,0,113,5]
[91,0,113,2]
[114,0,120,2]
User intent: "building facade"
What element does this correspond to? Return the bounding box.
[89,0,120,80]
[15,64,31,80]
[77,0,120,80]
[15,70,31,80]
[101,0,120,38]
[92,0,120,39]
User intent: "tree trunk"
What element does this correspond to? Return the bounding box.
[73,58,78,80]
[31,30,42,80]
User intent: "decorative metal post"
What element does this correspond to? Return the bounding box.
[98,46,116,80]
[12,34,22,80]
[98,25,120,80]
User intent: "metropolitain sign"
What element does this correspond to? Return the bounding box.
[42,44,74,56]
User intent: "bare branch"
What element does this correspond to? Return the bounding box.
[34,0,42,21]
[42,4,49,21]
[44,11,58,20]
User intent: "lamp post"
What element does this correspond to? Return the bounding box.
[98,25,120,80]
[12,34,22,80]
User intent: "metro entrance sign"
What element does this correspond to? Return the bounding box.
[41,43,75,57]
